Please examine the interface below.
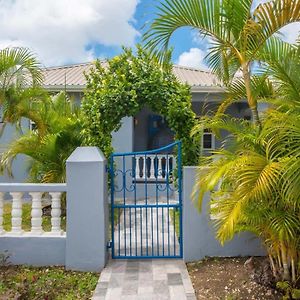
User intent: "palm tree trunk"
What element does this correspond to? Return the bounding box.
[268,253,278,278]
[291,257,296,283]
[281,243,291,281]
[242,64,261,128]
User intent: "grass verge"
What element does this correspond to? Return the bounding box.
[3,203,66,232]
[0,265,98,300]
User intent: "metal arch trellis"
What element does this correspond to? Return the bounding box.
[109,141,183,259]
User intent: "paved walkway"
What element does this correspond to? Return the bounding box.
[114,204,180,257]
[92,259,196,300]
[92,197,196,299]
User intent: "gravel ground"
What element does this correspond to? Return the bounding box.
[187,257,282,300]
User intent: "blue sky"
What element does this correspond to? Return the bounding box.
[91,0,214,69]
[0,0,298,68]
[93,0,300,69]
[85,1,204,67]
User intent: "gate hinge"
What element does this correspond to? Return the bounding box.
[107,241,112,249]
[105,165,110,173]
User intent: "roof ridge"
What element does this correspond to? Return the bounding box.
[173,64,212,74]
[42,60,104,70]
[43,61,211,73]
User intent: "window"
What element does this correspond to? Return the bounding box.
[29,120,37,131]
[202,129,215,150]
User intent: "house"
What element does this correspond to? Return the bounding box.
[41,62,254,150]
[0,62,258,184]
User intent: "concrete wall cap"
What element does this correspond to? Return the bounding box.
[183,166,198,169]
[183,166,209,170]
[66,147,106,163]
[0,183,67,192]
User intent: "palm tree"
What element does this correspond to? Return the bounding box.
[192,41,300,283]
[193,113,300,283]
[1,92,83,183]
[0,47,44,133]
[0,48,43,115]
[0,47,42,90]
[143,0,300,124]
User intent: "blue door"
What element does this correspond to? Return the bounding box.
[109,141,183,259]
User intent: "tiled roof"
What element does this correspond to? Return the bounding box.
[41,61,223,92]
[41,62,94,87]
[172,65,222,88]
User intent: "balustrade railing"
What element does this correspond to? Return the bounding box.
[134,154,175,181]
[0,183,67,236]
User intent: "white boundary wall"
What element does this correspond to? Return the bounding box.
[183,166,266,261]
[0,147,108,272]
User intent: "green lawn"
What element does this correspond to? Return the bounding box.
[0,265,98,300]
[3,203,66,232]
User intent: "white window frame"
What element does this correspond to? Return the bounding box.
[202,129,215,151]
[29,120,37,131]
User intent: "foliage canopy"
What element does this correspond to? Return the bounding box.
[82,46,198,165]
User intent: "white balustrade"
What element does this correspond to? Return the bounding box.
[29,192,43,235]
[0,192,3,234]
[0,184,66,236]
[150,157,155,178]
[134,154,175,181]
[11,192,23,234]
[49,192,62,235]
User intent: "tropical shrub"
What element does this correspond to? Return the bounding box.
[1,92,83,183]
[193,114,300,283]
[0,47,44,129]
[82,45,198,165]
[193,42,300,288]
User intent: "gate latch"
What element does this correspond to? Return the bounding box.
[107,241,112,249]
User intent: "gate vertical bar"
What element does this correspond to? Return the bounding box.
[145,154,148,256]
[155,154,159,256]
[134,155,137,256]
[110,155,115,258]
[178,141,183,258]
[122,155,126,256]
[167,154,170,256]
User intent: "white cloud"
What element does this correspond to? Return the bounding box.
[0,0,139,66]
[177,48,208,70]
[191,30,214,49]
[279,23,300,43]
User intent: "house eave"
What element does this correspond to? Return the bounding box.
[43,85,85,93]
[44,84,225,94]
[190,86,225,93]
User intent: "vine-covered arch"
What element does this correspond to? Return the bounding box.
[82,46,198,166]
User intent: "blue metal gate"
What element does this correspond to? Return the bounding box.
[109,141,183,259]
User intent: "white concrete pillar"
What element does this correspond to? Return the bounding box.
[66,147,108,272]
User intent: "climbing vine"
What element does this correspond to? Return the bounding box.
[82,46,198,166]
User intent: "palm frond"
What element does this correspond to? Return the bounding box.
[0,47,43,90]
